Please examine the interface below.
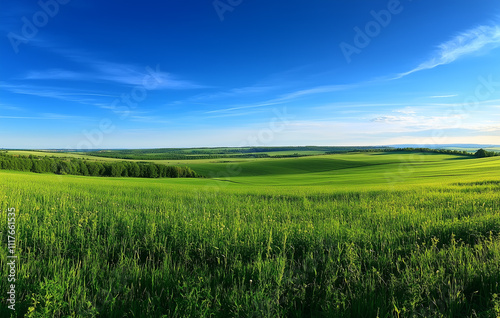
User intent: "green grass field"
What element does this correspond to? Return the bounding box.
[1,152,500,317]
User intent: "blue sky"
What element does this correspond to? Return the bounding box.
[1,0,500,149]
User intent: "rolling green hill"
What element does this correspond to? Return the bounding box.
[179,152,499,186]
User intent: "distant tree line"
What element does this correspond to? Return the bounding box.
[87,151,322,160]
[86,146,393,160]
[390,147,499,157]
[87,152,274,160]
[326,148,396,154]
[332,147,475,156]
[236,146,392,153]
[342,147,500,157]
[474,148,499,158]
[0,152,199,178]
[390,148,473,156]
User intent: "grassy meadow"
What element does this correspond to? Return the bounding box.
[1,152,500,317]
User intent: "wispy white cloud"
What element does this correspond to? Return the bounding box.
[1,82,159,120]
[24,69,82,81]
[120,115,172,125]
[394,107,417,115]
[278,84,355,100]
[89,61,203,89]
[0,113,93,121]
[429,94,459,98]
[371,115,417,123]
[0,82,116,105]
[39,113,94,121]
[396,23,500,78]
[205,83,358,114]
[22,63,203,90]
[0,116,41,119]
[368,109,500,134]
[204,110,268,119]
[21,43,204,90]
[187,85,277,102]
[369,108,466,129]
[0,104,24,112]
[204,100,283,114]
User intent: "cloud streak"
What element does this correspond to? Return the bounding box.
[429,94,458,99]
[23,63,203,90]
[0,113,93,121]
[205,83,358,114]
[0,104,24,112]
[397,23,500,78]
[0,82,117,105]
[19,41,204,90]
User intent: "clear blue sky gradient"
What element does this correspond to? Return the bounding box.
[1,0,499,149]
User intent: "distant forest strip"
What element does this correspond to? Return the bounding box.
[0,152,199,178]
[86,146,392,160]
[330,147,477,156]
[342,147,500,157]
[87,152,276,160]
